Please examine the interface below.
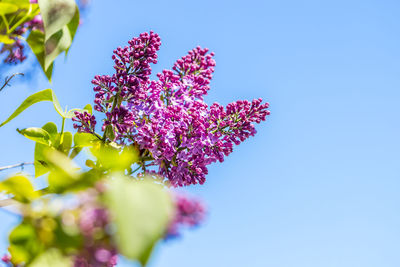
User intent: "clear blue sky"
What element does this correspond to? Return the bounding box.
[1,0,400,266]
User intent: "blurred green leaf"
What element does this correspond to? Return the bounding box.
[34,123,57,177]
[0,34,14,44]
[26,30,54,81]
[92,144,138,171]
[0,175,39,203]
[38,0,76,41]
[73,132,98,148]
[9,222,42,265]
[34,143,50,177]
[29,248,72,267]
[0,89,66,127]
[34,0,79,79]
[58,131,72,154]
[105,176,174,265]
[17,127,51,145]
[0,3,18,15]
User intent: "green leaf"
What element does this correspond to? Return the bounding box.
[38,0,76,41]
[26,30,54,81]
[0,89,66,127]
[29,248,72,267]
[0,175,39,203]
[17,127,51,145]
[37,0,79,72]
[9,222,42,265]
[0,34,15,44]
[65,5,79,56]
[83,104,93,114]
[91,144,138,171]
[73,132,98,147]
[43,25,72,70]
[42,122,58,143]
[34,123,57,177]
[34,143,50,177]
[105,176,174,265]
[66,103,92,118]
[58,131,72,154]
[0,3,18,15]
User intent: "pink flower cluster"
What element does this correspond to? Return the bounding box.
[74,31,270,186]
[0,15,43,64]
[166,193,206,239]
[73,190,117,267]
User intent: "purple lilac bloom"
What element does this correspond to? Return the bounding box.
[72,111,96,133]
[0,13,43,64]
[166,193,206,239]
[74,190,117,267]
[74,31,270,186]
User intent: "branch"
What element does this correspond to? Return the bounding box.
[0,162,33,172]
[0,198,18,208]
[0,72,24,92]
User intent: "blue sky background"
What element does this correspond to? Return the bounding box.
[1,0,400,266]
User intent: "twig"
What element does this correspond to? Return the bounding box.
[0,162,33,172]
[0,72,24,92]
[0,198,18,208]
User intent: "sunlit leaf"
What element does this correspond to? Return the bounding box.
[0,34,14,44]
[26,30,54,81]
[37,0,79,73]
[44,149,80,178]
[0,89,66,127]
[33,123,57,177]
[105,176,174,265]
[34,143,50,177]
[29,248,72,267]
[9,222,42,265]
[42,122,58,143]
[91,144,138,171]
[66,103,92,118]
[58,131,72,155]
[38,0,76,41]
[17,127,51,146]
[0,3,18,15]
[73,132,98,147]
[0,175,39,203]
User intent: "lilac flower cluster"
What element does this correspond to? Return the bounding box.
[73,31,270,186]
[72,111,96,133]
[73,189,117,267]
[0,15,43,64]
[166,193,206,239]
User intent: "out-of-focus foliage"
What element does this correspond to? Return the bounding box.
[0,0,80,81]
[0,141,174,266]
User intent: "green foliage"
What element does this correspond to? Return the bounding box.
[105,177,173,265]
[0,89,91,128]
[0,0,40,39]
[1,144,174,266]
[0,89,62,127]
[0,0,80,81]
[9,222,43,265]
[26,30,54,81]
[105,177,174,265]
[30,249,72,267]
[91,144,138,172]
[33,0,79,79]
[0,175,39,203]
[17,127,51,145]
